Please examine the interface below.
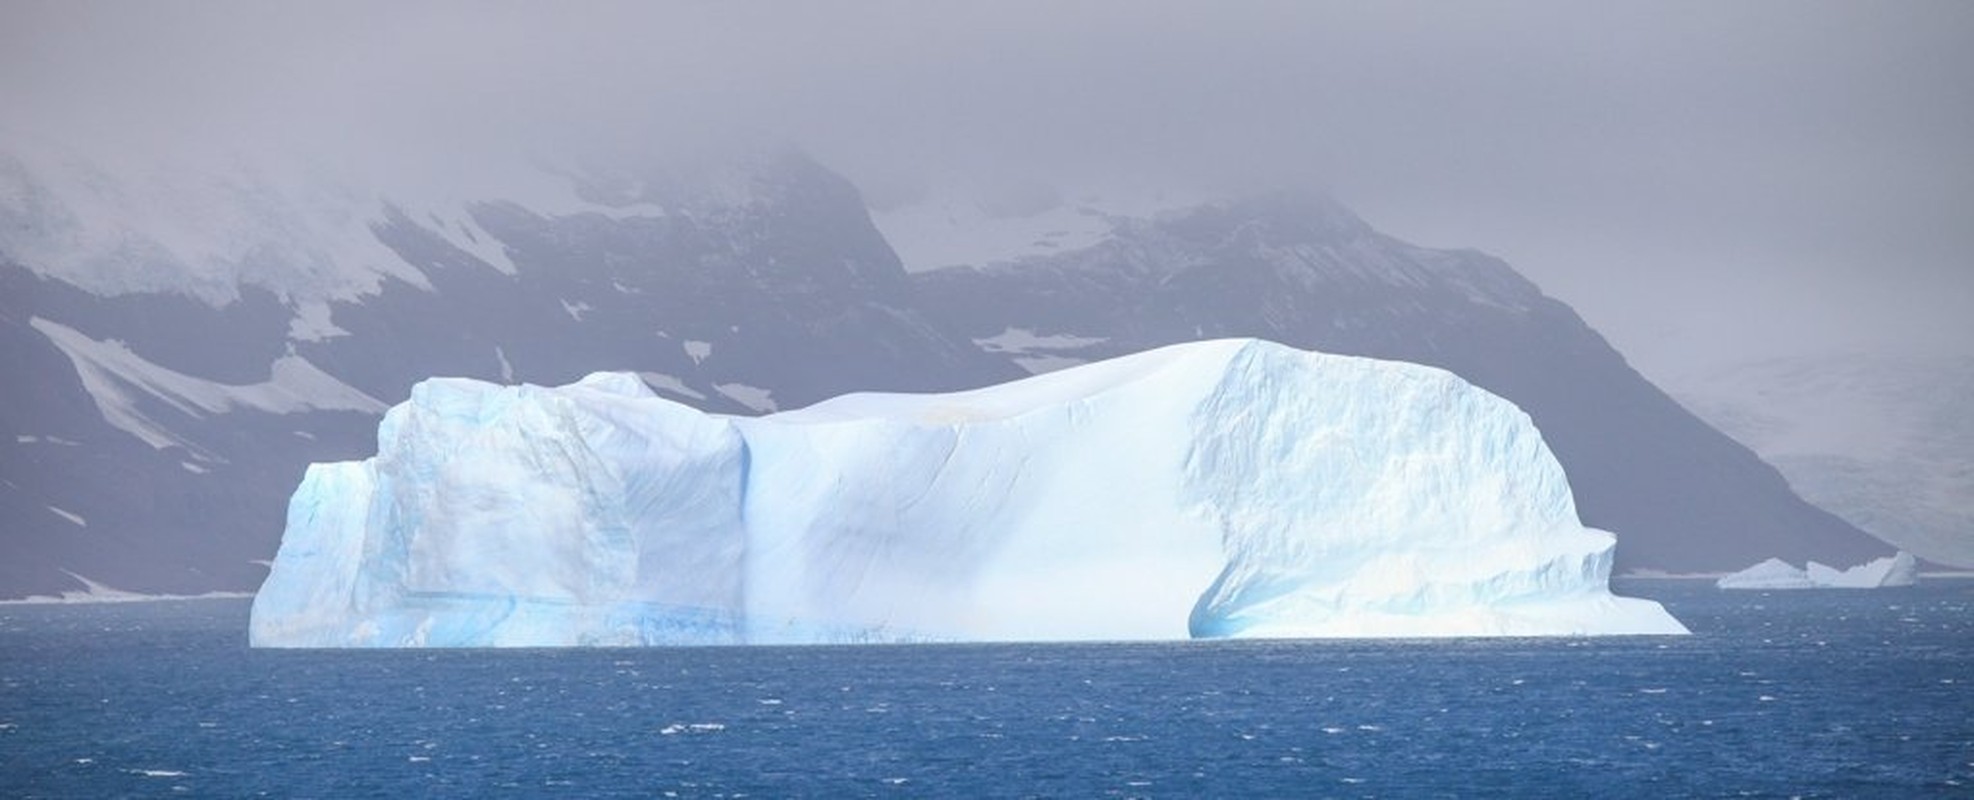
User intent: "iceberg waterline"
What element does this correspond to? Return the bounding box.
[249,339,1686,646]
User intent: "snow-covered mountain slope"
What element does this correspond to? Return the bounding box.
[1672,355,1974,567]
[1,147,1014,598]
[0,139,409,308]
[250,340,1685,647]
[908,192,1889,573]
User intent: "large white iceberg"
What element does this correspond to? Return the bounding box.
[1717,552,1918,590]
[250,339,1686,646]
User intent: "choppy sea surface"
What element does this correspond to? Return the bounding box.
[2,579,1969,798]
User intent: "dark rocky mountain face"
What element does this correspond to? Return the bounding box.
[0,152,1018,598]
[0,156,1884,598]
[909,193,1887,574]
[0,267,381,597]
[308,152,1017,408]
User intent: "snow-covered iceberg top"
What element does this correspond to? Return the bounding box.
[1717,552,1918,590]
[250,339,1686,647]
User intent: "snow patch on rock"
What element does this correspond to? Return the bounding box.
[30,316,385,451]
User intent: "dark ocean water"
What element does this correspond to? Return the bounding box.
[2,580,1969,798]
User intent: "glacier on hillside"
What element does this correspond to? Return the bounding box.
[249,339,1686,646]
[1717,552,1918,590]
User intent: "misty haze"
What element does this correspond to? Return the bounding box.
[2,2,1969,796]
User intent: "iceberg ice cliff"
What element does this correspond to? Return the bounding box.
[250,339,1686,646]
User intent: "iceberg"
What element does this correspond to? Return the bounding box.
[1807,552,1920,588]
[1717,552,1917,590]
[1714,558,1818,590]
[250,339,1687,647]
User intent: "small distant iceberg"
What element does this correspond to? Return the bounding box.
[1717,552,1918,590]
[1806,552,1920,588]
[0,570,253,605]
[1714,558,1818,590]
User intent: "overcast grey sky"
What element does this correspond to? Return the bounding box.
[5,0,1970,382]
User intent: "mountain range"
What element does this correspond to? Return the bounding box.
[0,146,1890,598]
